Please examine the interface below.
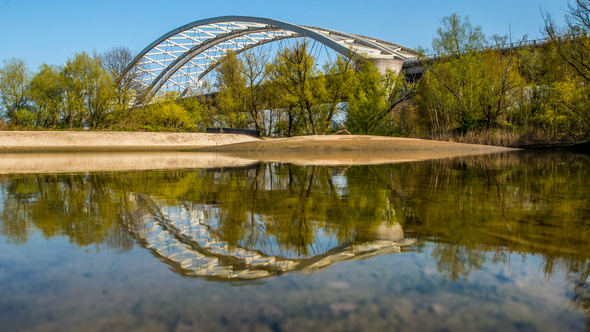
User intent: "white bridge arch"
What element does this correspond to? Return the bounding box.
[124,16,419,101]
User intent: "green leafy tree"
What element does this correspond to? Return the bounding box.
[61,52,116,129]
[416,14,524,134]
[29,63,63,128]
[215,51,249,128]
[242,48,271,132]
[346,59,416,135]
[320,55,355,134]
[432,13,486,57]
[0,58,32,125]
[61,52,93,128]
[543,0,590,139]
[268,40,326,135]
[84,54,116,129]
[101,46,144,127]
[140,93,198,131]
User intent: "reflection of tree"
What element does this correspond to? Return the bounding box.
[565,260,590,331]
[378,153,590,283]
[0,164,398,257]
[431,243,485,281]
[0,173,146,252]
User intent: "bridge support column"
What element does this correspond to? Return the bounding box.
[372,58,404,75]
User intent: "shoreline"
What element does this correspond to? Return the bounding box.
[198,135,517,152]
[0,131,259,152]
[0,131,519,153]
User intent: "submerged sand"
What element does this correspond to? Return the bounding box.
[0,150,518,174]
[0,152,260,174]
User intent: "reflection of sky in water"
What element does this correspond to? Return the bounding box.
[0,234,584,332]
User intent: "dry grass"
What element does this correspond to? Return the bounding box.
[428,129,577,148]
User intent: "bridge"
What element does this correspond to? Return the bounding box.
[402,37,551,78]
[128,197,415,281]
[124,16,551,102]
[124,16,420,102]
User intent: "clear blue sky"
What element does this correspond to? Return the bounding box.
[0,0,569,69]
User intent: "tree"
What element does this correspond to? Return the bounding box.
[416,14,523,134]
[61,52,92,129]
[346,59,390,134]
[139,93,198,131]
[320,55,355,134]
[101,46,144,125]
[0,58,32,125]
[268,40,326,135]
[346,59,416,135]
[432,13,486,57]
[242,48,272,132]
[61,52,116,129]
[29,63,63,128]
[215,51,249,128]
[543,0,590,139]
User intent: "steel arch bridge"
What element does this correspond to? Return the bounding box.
[125,16,419,102]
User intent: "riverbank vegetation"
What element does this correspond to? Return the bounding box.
[1,3,590,148]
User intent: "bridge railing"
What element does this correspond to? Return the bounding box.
[404,37,551,63]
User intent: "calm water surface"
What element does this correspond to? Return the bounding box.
[0,151,588,331]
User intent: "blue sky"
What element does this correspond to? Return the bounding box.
[0,0,570,70]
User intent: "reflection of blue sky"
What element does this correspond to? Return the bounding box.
[331,168,348,197]
[0,233,584,331]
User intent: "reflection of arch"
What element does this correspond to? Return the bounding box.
[131,201,415,281]
[124,16,418,101]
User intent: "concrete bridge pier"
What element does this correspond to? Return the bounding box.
[372,57,404,75]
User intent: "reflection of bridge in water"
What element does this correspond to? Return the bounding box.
[129,199,415,281]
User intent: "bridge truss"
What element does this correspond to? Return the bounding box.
[124,16,418,102]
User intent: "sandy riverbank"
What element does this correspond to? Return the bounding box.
[0,131,259,152]
[199,135,517,152]
[0,132,517,153]
[0,133,518,173]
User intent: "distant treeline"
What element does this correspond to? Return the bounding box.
[1,4,590,147]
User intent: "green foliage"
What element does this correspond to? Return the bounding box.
[215,51,249,128]
[346,59,417,135]
[416,14,524,134]
[541,2,590,139]
[29,64,63,127]
[242,48,272,131]
[432,13,486,56]
[268,40,327,135]
[0,58,32,123]
[138,93,198,131]
[346,60,391,135]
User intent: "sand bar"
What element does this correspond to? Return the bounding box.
[0,131,259,152]
[200,135,517,152]
[0,132,519,173]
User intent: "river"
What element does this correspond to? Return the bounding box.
[0,151,588,331]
